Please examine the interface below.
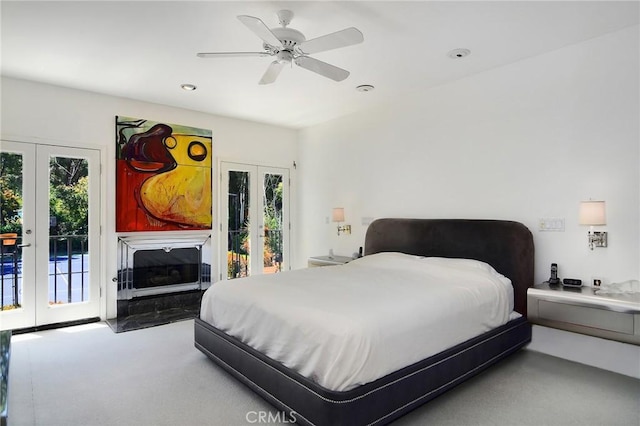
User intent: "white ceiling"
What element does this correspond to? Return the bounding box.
[2,1,638,129]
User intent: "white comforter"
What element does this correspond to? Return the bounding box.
[200,252,516,391]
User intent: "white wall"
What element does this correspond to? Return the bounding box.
[0,77,298,319]
[298,26,639,287]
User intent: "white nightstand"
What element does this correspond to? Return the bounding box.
[527,282,640,345]
[307,255,353,267]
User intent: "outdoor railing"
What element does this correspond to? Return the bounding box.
[0,234,89,310]
[228,229,248,279]
[49,234,89,304]
[226,228,283,280]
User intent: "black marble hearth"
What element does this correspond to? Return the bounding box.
[107,290,204,333]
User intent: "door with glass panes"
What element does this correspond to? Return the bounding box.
[220,162,289,280]
[0,141,101,330]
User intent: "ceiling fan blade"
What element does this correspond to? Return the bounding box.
[295,56,350,82]
[197,52,271,58]
[259,61,286,85]
[237,15,283,48]
[297,27,364,55]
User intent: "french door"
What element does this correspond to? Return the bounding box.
[0,141,101,330]
[220,162,290,280]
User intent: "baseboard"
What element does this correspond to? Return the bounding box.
[10,317,101,335]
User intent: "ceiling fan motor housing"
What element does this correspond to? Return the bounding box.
[270,27,306,51]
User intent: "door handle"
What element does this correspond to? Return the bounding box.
[18,243,31,248]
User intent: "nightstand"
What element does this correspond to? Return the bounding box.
[527,282,640,345]
[307,255,353,267]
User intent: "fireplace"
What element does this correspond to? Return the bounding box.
[117,234,211,300]
[111,233,211,332]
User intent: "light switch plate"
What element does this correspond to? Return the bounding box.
[538,218,565,232]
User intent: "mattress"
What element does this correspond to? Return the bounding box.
[200,252,518,391]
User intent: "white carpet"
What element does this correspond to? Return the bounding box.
[7,320,640,426]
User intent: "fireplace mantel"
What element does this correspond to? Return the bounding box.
[118,233,211,251]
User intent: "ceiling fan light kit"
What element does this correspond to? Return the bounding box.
[197,10,364,85]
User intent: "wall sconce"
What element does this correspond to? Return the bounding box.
[579,200,607,250]
[332,207,351,236]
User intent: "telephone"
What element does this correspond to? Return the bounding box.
[548,263,560,285]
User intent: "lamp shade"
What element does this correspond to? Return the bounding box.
[332,207,345,222]
[579,201,606,226]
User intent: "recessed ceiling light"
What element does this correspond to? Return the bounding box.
[356,84,375,92]
[181,83,197,91]
[448,48,471,59]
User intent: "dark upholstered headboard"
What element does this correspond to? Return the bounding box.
[364,219,534,316]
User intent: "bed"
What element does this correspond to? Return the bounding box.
[194,218,534,425]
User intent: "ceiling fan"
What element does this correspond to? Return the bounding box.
[197,10,364,85]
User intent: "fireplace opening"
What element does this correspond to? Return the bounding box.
[133,247,200,289]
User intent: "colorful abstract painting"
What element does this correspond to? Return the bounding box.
[116,116,213,232]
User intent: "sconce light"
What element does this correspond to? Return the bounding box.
[332,207,351,236]
[579,200,607,250]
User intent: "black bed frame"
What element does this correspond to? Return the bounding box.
[195,219,534,425]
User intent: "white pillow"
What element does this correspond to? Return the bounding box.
[420,256,497,273]
[421,256,512,286]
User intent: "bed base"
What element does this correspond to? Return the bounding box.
[195,316,531,426]
[195,218,534,424]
